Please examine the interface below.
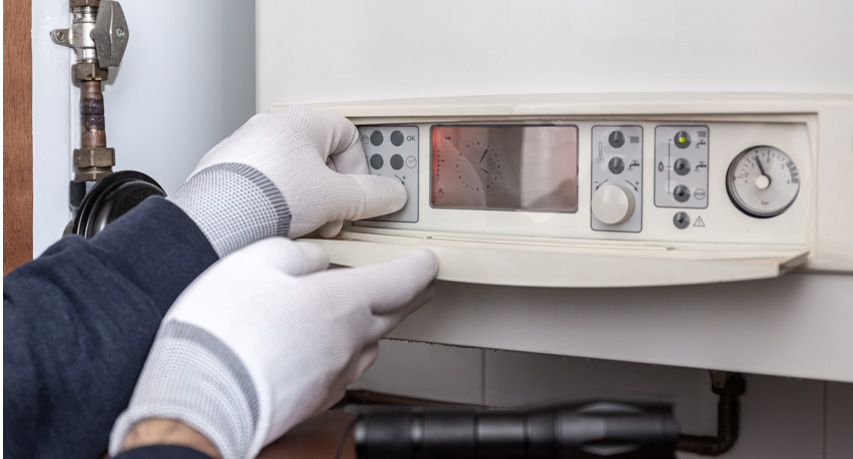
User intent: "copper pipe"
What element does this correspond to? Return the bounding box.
[80,80,105,148]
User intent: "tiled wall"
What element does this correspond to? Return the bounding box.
[351,340,853,458]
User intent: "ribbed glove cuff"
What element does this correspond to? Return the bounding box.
[169,163,291,258]
[109,320,259,459]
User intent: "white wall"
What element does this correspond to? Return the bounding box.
[32,0,256,256]
[32,0,73,256]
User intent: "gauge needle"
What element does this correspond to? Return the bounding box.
[479,149,488,164]
[480,167,489,174]
[754,154,771,190]
[754,154,768,177]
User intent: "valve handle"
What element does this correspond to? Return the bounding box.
[93,0,129,68]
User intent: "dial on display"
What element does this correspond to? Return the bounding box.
[726,146,800,218]
[456,142,501,193]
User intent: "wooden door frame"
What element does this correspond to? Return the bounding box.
[4,0,34,274]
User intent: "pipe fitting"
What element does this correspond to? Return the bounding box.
[70,0,101,7]
[73,148,114,168]
[73,148,115,181]
[73,62,109,81]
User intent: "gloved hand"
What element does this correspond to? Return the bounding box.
[109,238,438,459]
[170,106,406,257]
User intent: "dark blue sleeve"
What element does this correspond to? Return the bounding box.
[113,445,213,459]
[3,197,219,459]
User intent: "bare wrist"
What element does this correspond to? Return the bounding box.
[121,419,221,459]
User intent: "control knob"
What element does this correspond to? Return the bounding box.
[591,184,635,225]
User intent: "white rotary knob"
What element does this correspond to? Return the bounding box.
[591,184,635,225]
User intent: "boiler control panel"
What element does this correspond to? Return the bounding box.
[358,122,804,239]
[281,95,853,287]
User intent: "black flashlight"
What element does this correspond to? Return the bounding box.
[354,400,679,459]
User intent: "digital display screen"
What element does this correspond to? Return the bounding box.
[431,125,578,212]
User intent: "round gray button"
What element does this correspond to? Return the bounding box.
[608,157,625,174]
[391,130,404,146]
[390,154,404,170]
[370,130,384,147]
[674,158,691,176]
[674,131,691,149]
[369,154,384,170]
[673,185,691,202]
[609,130,625,148]
[673,212,690,229]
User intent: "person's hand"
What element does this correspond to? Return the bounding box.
[170,106,406,257]
[109,238,438,459]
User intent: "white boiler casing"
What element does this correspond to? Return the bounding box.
[257,0,853,382]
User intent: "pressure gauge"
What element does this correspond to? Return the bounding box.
[726,146,800,218]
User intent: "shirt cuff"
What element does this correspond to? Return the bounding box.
[112,444,213,459]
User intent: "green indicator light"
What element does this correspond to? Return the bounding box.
[673,130,691,149]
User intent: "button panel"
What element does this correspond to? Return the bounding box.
[359,126,419,222]
[591,125,643,232]
[654,125,709,209]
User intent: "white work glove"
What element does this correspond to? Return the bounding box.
[109,238,438,459]
[170,106,406,257]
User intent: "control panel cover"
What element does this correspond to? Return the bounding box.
[272,94,853,287]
